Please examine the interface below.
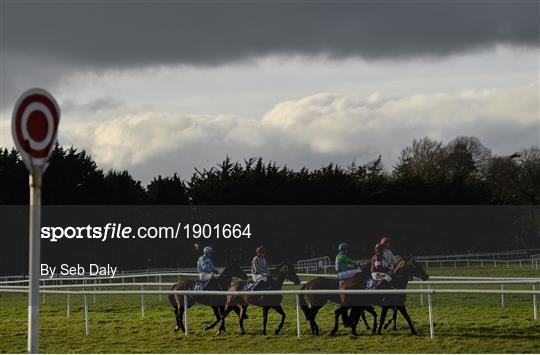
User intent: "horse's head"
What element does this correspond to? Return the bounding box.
[273,261,301,285]
[393,256,429,281]
[222,261,248,280]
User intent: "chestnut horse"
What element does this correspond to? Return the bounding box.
[330,257,429,336]
[168,262,248,333]
[217,262,301,335]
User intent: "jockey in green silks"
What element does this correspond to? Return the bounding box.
[335,242,362,281]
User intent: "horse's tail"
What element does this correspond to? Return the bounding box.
[299,282,311,321]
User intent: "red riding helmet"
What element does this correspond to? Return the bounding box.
[256,245,266,255]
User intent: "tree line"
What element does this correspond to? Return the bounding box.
[1,136,539,274]
[0,136,538,205]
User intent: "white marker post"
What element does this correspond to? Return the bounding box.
[12,88,60,353]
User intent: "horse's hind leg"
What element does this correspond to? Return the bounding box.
[310,306,322,335]
[173,308,181,332]
[239,305,248,335]
[397,306,417,335]
[176,305,185,333]
[272,305,286,335]
[232,305,248,319]
[205,306,221,330]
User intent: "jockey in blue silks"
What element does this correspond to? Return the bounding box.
[197,246,218,281]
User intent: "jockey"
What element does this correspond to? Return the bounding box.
[197,246,218,281]
[380,236,396,270]
[371,243,392,282]
[335,242,362,281]
[251,245,269,290]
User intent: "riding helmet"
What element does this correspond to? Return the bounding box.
[338,242,349,251]
[203,246,214,254]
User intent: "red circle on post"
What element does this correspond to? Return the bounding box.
[11,88,60,171]
[27,111,49,142]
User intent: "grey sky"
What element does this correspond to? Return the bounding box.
[0,1,538,183]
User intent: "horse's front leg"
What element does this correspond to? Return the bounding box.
[272,305,286,335]
[383,307,397,330]
[349,307,360,336]
[205,306,221,330]
[329,306,345,336]
[262,306,269,335]
[216,305,234,335]
[361,309,370,330]
[377,307,389,335]
[397,306,417,335]
[364,306,378,335]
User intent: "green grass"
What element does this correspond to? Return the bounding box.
[1,266,539,353]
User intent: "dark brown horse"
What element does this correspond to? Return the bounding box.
[299,267,374,335]
[217,262,301,335]
[330,257,429,336]
[168,262,248,333]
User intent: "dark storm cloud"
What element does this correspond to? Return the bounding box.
[3,1,538,68]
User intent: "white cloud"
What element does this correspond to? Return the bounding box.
[3,83,537,181]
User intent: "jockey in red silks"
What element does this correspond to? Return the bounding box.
[371,243,392,282]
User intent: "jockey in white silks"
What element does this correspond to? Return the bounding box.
[371,243,392,282]
[380,236,396,270]
[251,245,269,290]
[197,246,218,281]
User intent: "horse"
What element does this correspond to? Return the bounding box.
[299,267,374,335]
[216,262,301,335]
[330,257,429,336]
[168,262,248,333]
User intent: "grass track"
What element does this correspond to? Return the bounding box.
[1,267,539,353]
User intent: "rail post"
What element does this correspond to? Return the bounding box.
[67,288,70,318]
[533,283,538,321]
[183,294,189,335]
[500,284,505,307]
[159,276,162,301]
[420,284,424,306]
[296,294,301,338]
[141,286,145,317]
[427,291,434,339]
[84,294,89,335]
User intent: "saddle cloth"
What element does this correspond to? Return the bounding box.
[365,278,388,289]
[242,282,257,291]
[193,280,208,291]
